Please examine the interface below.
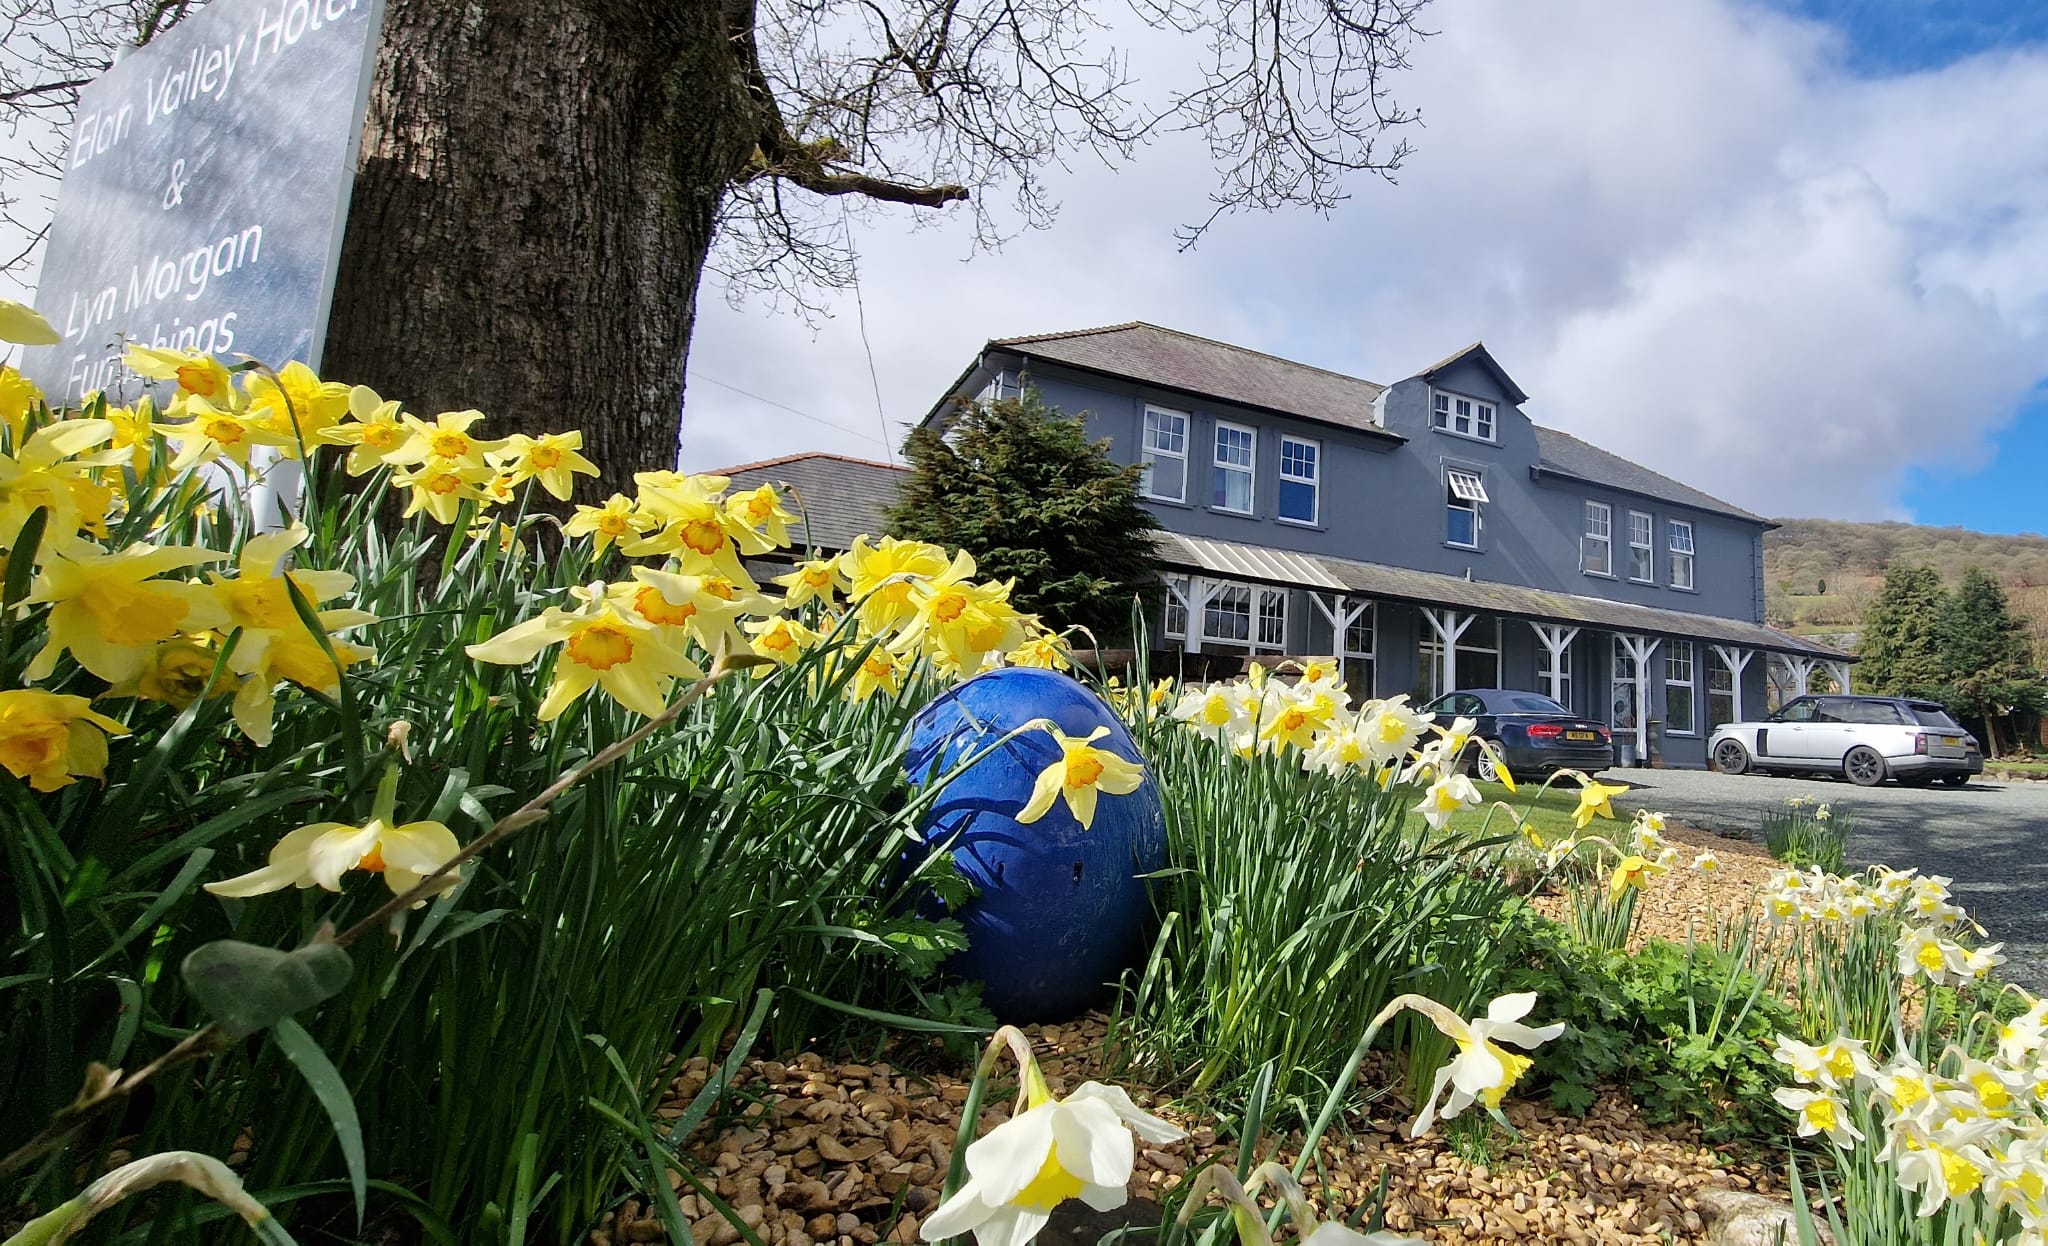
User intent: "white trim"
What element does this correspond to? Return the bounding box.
[1255,586,1288,652]
[1445,469,1484,550]
[1278,433,1321,525]
[1140,405,1189,503]
[1422,608,1477,698]
[1612,633,1661,761]
[1709,644,1753,726]
[1430,388,1498,444]
[1664,639,1697,736]
[1163,574,1191,639]
[1627,510,1655,583]
[1668,520,1696,591]
[1212,420,1256,515]
[1446,467,1490,504]
[1531,622,1580,706]
[1582,501,1613,577]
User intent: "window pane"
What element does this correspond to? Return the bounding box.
[1448,470,1489,502]
[1631,546,1652,580]
[1205,585,1251,642]
[1215,465,1253,511]
[1432,393,1450,428]
[1257,590,1286,648]
[1145,453,1186,501]
[1672,551,1694,589]
[1667,685,1695,734]
[1476,403,1494,440]
[1344,608,1374,656]
[1446,502,1476,546]
[1144,409,1186,453]
[1164,576,1188,638]
[1278,479,1316,523]
[1280,438,1317,479]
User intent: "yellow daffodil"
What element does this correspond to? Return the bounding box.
[565,494,654,554]
[1415,772,1481,831]
[393,460,491,525]
[205,814,461,901]
[465,581,704,720]
[894,550,1026,672]
[244,361,352,445]
[624,471,760,577]
[1006,631,1071,671]
[627,566,773,653]
[0,689,129,791]
[919,1068,1183,1246]
[104,398,160,475]
[847,647,906,701]
[487,431,598,500]
[1390,992,1564,1136]
[160,394,293,470]
[23,542,227,683]
[383,408,501,473]
[101,636,225,709]
[0,418,119,542]
[1571,777,1628,829]
[318,385,415,476]
[840,534,948,636]
[722,483,797,550]
[744,614,823,667]
[1,365,42,444]
[1607,853,1666,901]
[0,297,61,345]
[1017,724,1144,831]
[123,345,235,405]
[774,557,847,609]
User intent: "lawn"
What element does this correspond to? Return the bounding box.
[1428,778,1592,844]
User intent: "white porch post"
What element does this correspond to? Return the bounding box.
[1826,660,1852,694]
[1615,633,1660,763]
[1785,655,1815,698]
[1530,623,1580,705]
[1181,576,1222,655]
[1710,645,1754,725]
[1422,607,1475,697]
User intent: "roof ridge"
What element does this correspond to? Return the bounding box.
[996,321,1387,392]
[706,450,909,476]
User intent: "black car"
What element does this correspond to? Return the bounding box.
[1421,688,1615,782]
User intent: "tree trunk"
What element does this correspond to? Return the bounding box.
[323,0,758,498]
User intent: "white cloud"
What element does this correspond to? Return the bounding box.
[685,0,2048,522]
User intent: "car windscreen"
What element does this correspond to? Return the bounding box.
[1498,694,1571,715]
[1908,703,1964,730]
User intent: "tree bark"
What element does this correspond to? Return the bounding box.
[323,0,759,498]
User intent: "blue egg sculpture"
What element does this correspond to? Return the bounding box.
[903,667,1166,1022]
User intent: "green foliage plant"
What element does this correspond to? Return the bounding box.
[1857,564,1951,699]
[1937,567,2044,756]
[1762,798,1853,874]
[889,389,1163,646]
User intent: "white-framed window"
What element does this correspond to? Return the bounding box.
[1341,603,1376,696]
[1277,435,1319,525]
[1140,406,1189,503]
[1611,636,1639,733]
[1163,574,1189,639]
[1582,501,1612,576]
[1430,390,1497,442]
[1212,421,1256,514]
[1708,648,1736,730]
[1538,642,1573,708]
[1204,583,1252,643]
[1416,617,1500,702]
[1445,468,1486,549]
[980,370,1021,402]
[1628,510,1654,582]
[1256,588,1287,650]
[1669,521,1696,590]
[1665,640,1697,735]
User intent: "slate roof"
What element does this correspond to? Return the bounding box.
[713,453,909,553]
[1156,531,1850,659]
[954,322,1765,524]
[1532,427,1766,524]
[973,322,1396,438]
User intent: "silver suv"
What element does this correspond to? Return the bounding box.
[1709,695,1984,788]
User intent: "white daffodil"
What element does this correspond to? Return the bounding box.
[1893,1137,1995,1218]
[1773,1086,1864,1149]
[1998,999,2048,1066]
[1898,925,1973,986]
[1394,992,1564,1137]
[1356,695,1430,765]
[1172,683,1245,746]
[1691,851,1720,873]
[1773,1035,1873,1089]
[1414,772,1481,832]
[204,816,462,902]
[919,1081,1184,1246]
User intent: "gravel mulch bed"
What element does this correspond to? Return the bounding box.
[601,1010,1781,1246]
[1530,820,1784,952]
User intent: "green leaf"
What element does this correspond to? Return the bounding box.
[272,1017,367,1226]
[181,938,352,1040]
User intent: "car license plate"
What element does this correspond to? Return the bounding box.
[1942,736,1962,746]
[1566,730,1596,741]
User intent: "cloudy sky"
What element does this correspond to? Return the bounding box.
[681,0,2048,532]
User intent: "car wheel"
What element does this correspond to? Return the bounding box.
[1844,746,1888,787]
[1473,742,1504,785]
[1713,739,1750,775]
[1938,774,1970,788]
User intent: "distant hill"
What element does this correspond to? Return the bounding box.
[1764,518,2048,660]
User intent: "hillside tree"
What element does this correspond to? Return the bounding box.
[1938,567,2044,757]
[4,0,1431,494]
[888,390,1161,645]
[1856,564,1949,700]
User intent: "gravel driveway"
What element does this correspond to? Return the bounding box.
[1607,767,2048,992]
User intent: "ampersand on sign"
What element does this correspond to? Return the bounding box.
[162,158,189,210]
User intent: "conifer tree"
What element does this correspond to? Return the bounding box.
[1938,567,2044,756]
[1857,564,1949,699]
[889,391,1161,646]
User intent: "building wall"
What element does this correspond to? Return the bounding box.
[1004,355,1764,626]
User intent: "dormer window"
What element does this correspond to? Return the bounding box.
[1431,390,1496,443]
